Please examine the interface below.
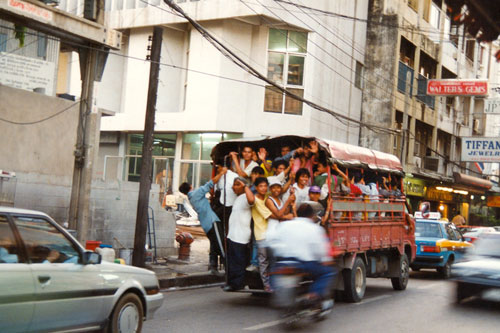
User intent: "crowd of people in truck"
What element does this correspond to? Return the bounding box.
[178,141,405,301]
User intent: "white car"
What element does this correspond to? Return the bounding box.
[0,206,164,333]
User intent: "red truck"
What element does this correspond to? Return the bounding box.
[212,135,416,302]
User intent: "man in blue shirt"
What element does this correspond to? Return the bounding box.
[179,167,228,276]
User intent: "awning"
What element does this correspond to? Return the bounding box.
[453,172,493,190]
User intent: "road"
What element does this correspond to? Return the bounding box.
[144,271,500,332]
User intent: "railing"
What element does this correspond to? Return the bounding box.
[328,195,407,223]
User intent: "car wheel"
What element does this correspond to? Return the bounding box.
[109,293,144,333]
[343,257,366,303]
[437,259,452,279]
[391,254,410,291]
[456,282,469,303]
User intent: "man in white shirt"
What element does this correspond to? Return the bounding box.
[267,203,335,305]
[230,146,259,178]
[224,177,255,291]
[214,164,238,235]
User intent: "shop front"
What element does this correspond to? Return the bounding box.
[403,175,427,213]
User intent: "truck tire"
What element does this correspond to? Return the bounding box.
[391,254,409,290]
[343,257,366,303]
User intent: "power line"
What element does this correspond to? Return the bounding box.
[0,100,80,125]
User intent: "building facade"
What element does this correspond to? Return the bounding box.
[55,0,369,194]
[360,0,500,223]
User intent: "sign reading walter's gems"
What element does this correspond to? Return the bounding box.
[461,137,500,162]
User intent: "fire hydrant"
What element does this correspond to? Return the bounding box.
[176,232,194,260]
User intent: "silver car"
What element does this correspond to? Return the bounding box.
[0,207,164,332]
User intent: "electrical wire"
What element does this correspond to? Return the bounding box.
[0,100,80,125]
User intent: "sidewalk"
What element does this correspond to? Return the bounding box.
[149,226,225,289]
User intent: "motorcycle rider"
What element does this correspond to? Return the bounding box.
[267,203,336,313]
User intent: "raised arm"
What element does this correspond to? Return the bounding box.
[333,164,350,185]
[212,167,228,184]
[258,148,272,173]
[230,152,248,178]
[265,193,296,220]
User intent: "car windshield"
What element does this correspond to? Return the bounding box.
[415,222,442,238]
[473,235,500,258]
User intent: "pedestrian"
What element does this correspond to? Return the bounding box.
[214,161,238,236]
[224,177,255,291]
[179,167,227,276]
[452,214,466,226]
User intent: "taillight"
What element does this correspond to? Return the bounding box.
[422,245,441,253]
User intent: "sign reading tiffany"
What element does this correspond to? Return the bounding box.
[461,137,500,162]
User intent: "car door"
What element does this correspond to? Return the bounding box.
[12,215,105,332]
[444,223,463,259]
[0,214,35,332]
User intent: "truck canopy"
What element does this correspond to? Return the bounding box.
[211,135,403,174]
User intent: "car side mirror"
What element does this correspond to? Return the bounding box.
[82,251,101,265]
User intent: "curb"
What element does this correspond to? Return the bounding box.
[158,272,225,289]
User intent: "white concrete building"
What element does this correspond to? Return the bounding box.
[56,0,369,193]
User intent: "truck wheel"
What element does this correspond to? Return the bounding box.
[343,257,366,303]
[437,259,452,279]
[391,254,409,290]
[109,293,143,333]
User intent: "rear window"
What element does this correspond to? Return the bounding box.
[415,222,443,238]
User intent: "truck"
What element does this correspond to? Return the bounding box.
[211,135,416,302]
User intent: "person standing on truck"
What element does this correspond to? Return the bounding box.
[179,167,228,276]
[283,168,310,205]
[267,203,335,312]
[214,162,238,236]
[224,177,255,291]
[230,146,259,179]
[251,177,274,291]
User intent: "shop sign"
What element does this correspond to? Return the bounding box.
[487,196,500,208]
[7,0,53,22]
[426,188,453,202]
[484,98,500,114]
[427,80,488,96]
[404,177,426,197]
[461,137,500,162]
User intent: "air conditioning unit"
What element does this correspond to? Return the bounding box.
[413,156,422,168]
[424,156,439,172]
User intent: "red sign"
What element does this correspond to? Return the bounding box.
[8,0,53,21]
[427,80,488,96]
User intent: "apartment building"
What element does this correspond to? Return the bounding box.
[360,0,499,223]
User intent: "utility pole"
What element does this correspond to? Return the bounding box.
[132,26,163,267]
[401,70,412,169]
[68,0,105,244]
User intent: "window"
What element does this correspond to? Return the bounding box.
[127,134,176,192]
[14,216,80,264]
[179,133,242,188]
[355,61,364,89]
[37,32,47,59]
[264,29,307,115]
[0,216,21,263]
[408,0,418,11]
[0,33,7,52]
[465,39,475,61]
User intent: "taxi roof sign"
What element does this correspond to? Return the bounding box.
[414,211,441,220]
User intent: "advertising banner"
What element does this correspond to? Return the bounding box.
[461,137,500,162]
[427,80,488,96]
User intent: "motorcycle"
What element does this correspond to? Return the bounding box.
[271,260,334,328]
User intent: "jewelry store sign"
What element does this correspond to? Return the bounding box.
[484,98,500,114]
[461,137,500,163]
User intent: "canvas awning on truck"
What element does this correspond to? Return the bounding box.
[212,135,403,174]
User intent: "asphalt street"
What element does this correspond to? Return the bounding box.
[144,270,500,332]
